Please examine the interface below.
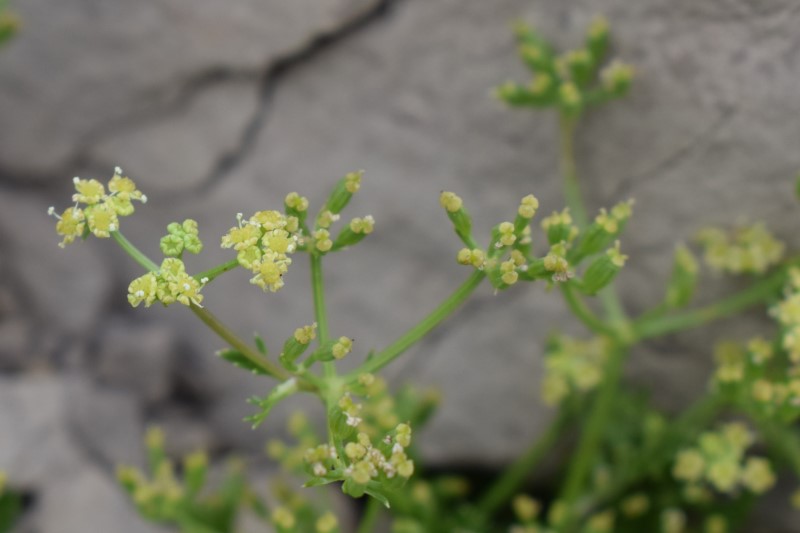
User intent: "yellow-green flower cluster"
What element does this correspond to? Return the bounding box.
[349,216,375,235]
[457,248,486,269]
[128,258,204,308]
[543,242,572,282]
[50,167,147,247]
[221,210,300,292]
[772,268,800,363]
[541,335,608,405]
[341,424,415,485]
[697,223,784,274]
[672,422,775,495]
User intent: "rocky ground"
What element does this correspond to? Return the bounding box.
[1,0,800,531]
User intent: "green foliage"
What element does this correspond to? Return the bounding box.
[49,12,800,533]
[0,0,18,46]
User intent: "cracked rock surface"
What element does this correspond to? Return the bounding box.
[2,0,800,530]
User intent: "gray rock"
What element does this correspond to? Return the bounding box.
[96,319,177,405]
[0,0,387,176]
[0,317,31,371]
[0,190,112,336]
[0,376,164,533]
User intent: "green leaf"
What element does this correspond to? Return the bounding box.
[216,349,268,376]
[302,477,337,488]
[0,493,22,533]
[253,334,267,355]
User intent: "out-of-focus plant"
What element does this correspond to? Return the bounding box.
[47,13,800,533]
[0,0,18,45]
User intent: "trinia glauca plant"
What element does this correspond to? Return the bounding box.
[44,15,800,533]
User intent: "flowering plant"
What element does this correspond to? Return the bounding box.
[40,15,800,533]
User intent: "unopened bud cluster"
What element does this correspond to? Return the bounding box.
[128,258,205,308]
[495,16,634,117]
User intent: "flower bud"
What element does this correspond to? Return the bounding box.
[586,16,609,63]
[664,244,698,308]
[324,171,363,215]
[581,241,627,294]
[440,191,475,247]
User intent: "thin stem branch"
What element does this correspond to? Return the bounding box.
[560,283,618,337]
[633,269,789,340]
[558,342,628,527]
[111,231,159,272]
[346,271,485,380]
[194,259,239,283]
[559,114,589,230]
[356,497,382,533]
[478,409,569,516]
[310,253,334,379]
[111,231,311,389]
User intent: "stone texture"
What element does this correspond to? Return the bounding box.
[3,0,800,530]
[0,377,163,533]
[95,319,177,405]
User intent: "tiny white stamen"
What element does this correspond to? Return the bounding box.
[200,277,209,284]
[392,443,403,454]
[183,283,191,291]
[72,176,80,184]
[47,206,56,216]
[140,195,148,204]
[313,462,326,476]
[135,290,145,298]
[520,264,529,272]
[109,224,117,231]
[494,242,503,249]
[114,166,123,175]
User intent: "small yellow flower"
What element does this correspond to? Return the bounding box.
[314,229,333,252]
[673,449,705,482]
[250,210,286,231]
[516,194,539,219]
[317,210,339,229]
[128,272,159,307]
[316,512,338,533]
[86,203,119,238]
[51,206,86,247]
[345,171,363,193]
[498,221,516,247]
[350,215,375,234]
[272,506,296,529]
[294,324,317,345]
[221,223,260,251]
[332,337,353,359]
[439,191,463,213]
[72,177,106,204]
[741,457,775,494]
[285,192,309,212]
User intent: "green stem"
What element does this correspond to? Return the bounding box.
[478,409,569,516]
[557,114,628,324]
[558,342,628,528]
[346,271,485,380]
[194,259,239,283]
[111,231,159,272]
[310,253,334,378]
[559,114,589,230]
[356,497,382,533]
[110,231,310,389]
[753,414,800,476]
[633,269,789,340]
[590,394,722,510]
[560,283,617,337]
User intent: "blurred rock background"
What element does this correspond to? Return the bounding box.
[1,0,800,531]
